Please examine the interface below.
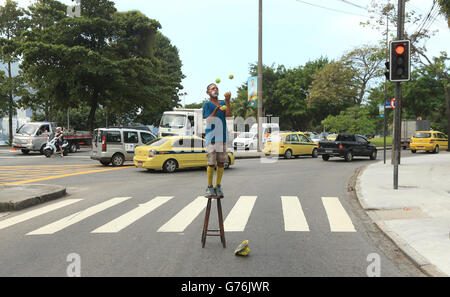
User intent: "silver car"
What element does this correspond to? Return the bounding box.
[91,128,157,166]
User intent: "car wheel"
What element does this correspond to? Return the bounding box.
[40,145,46,155]
[344,151,353,162]
[21,149,30,154]
[370,150,377,160]
[163,159,178,173]
[284,149,292,159]
[411,150,416,154]
[312,148,318,158]
[433,145,439,154]
[69,143,78,153]
[322,154,329,161]
[111,153,125,166]
[100,160,110,166]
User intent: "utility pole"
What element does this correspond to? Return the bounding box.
[384,13,388,164]
[393,0,405,189]
[257,0,263,152]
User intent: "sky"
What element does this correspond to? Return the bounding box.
[7,0,450,106]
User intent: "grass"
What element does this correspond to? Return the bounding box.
[369,136,392,147]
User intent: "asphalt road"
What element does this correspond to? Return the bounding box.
[0,147,426,276]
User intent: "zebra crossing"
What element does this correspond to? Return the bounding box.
[0,195,357,236]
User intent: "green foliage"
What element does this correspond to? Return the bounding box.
[19,0,183,131]
[321,105,378,135]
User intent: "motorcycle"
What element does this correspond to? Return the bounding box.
[43,136,69,158]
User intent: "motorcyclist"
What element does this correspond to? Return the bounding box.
[55,127,64,157]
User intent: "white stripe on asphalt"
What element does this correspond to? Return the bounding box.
[321,197,356,232]
[0,199,82,231]
[91,196,174,233]
[26,197,132,235]
[224,196,257,232]
[157,196,207,233]
[281,196,310,232]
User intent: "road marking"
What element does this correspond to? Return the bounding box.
[0,199,82,230]
[2,167,129,185]
[91,196,174,233]
[224,196,257,232]
[26,197,132,235]
[157,196,207,232]
[321,197,356,232]
[281,196,310,232]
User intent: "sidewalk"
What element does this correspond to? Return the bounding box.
[356,152,450,276]
[0,184,66,212]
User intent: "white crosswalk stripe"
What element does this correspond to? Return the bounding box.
[281,196,310,232]
[0,199,82,230]
[0,195,358,236]
[157,196,207,233]
[321,197,356,232]
[91,196,173,233]
[224,196,257,232]
[26,197,132,235]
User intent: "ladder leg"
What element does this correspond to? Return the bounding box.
[201,199,212,248]
[217,199,226,248]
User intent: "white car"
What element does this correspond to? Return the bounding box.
[233,132,258,151]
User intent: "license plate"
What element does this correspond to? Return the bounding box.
[417,146,423,149]
[16,144,22,147]
[325,150,333,153]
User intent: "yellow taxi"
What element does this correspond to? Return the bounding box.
[133,136,235,173]
[410,131,448,154]
[263,132,319,159]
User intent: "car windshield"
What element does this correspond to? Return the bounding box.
[238,132,255,138]
[145,138,169,146]
[16,124,39,136]
[160,114,186,128]
[413,133,431,138]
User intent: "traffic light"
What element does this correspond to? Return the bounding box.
[389,40,411,82]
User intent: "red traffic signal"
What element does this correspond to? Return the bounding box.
[395,45,405,55]
[389,40,411,82]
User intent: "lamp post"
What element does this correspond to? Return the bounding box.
[179,92,188,107]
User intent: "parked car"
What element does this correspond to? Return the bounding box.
[327,134,337,141]
[233,132,257,151]
[318,133,377,162]
[263,132,318,159]
[409,131,448,154]
[133,136,235,173]
[91,128,157,166]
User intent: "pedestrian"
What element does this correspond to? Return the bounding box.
[203,83,232,198]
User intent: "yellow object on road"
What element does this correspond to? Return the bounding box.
[234,240,250,256]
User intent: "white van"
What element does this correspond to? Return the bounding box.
[91,128,157,166]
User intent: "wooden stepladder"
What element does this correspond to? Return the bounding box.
[201,196,226,248]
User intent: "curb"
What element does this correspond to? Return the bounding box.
[354,163,447,277]
[0,185,67,212]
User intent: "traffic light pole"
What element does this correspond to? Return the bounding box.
[257,0,263,152]
[393,0,405,190]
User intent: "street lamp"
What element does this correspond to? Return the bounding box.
[178,92,187,107]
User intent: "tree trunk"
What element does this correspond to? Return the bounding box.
[87,99,98,133]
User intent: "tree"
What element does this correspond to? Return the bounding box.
[321,105,378,135]
[0,0,27,143]
[341,45,385,105]
[20,0,183,131]
[437,0,450,27]
[307,61,357,108]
